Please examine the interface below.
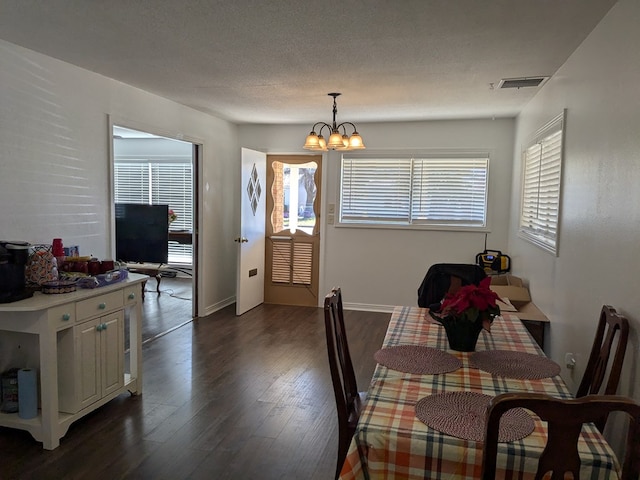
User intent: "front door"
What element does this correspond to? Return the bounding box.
[236,148,266,315]
[264,155,322,307]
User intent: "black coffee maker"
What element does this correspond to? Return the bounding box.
[0,241,33,303]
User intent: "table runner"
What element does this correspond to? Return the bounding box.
[339,307,620,480]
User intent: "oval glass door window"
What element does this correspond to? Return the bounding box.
[271,161,317,234]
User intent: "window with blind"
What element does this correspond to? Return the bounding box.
[114,161,193,264]
[519,111,565,255]
[339,154,489,228]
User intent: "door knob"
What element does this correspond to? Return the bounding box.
[234,237,249,243]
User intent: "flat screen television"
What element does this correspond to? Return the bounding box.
[115,203,169,264]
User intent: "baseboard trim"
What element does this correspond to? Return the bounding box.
[201,299,396,317]
[343,302,396,313]
[201,296,236,317]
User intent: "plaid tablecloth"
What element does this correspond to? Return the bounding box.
[339,306,621,480]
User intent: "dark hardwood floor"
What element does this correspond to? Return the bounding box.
[139,275,193,343]
[1,294,389,480]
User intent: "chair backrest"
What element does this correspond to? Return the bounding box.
[417,263,486,309]
[323,287,362,479]
[481,392,640,480]
[577,305,629,396]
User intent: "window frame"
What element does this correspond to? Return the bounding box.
[518,110,566,255]
[337,151,491,231]
[114,158,194,264]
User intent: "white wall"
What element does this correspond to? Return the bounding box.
[508,0,640,454]
[0,40,240,316]
[114,137,193,159]
[240,118,515,309]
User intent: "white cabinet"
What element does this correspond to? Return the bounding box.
[0,274,146,449]
[58,292,125,414]
[77,318,102,409]
[59,311,124,413]
[97,312,124,400]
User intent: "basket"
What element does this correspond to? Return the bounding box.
[41,280,77,294]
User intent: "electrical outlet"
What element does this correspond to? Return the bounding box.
[327,213,335,225]
[564,353,576,369]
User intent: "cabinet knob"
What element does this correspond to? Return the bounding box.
[102,323,107,330]
[128,293,135,300]
[62,313,71,321]
[96,324,103,331]
[98,303,106,310]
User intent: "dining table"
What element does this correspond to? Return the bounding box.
[338,306,621,480]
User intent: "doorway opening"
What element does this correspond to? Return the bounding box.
[111,124,199,337]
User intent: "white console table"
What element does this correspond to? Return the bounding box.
[0,273,147,449]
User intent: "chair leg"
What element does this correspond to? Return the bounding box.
[336,433,349,480]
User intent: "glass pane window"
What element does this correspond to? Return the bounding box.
[272,161,317,234]
[518,111,565,255]
[339,154,489,229]
[411,157,488,226]
[114,161,193,264]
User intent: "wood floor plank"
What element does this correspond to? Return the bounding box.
[1,298,389,479]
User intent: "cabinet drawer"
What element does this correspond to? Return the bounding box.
[76,291,124,321]
[123,284,140,306]
[48,304,76,330]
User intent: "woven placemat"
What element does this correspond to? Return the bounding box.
[374,345,462,375]
[415,391,535,442]
[470,350,561,380]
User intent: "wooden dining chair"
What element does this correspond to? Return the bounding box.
[323,287,366,480]
[481,392,640,480]
[577,305,629,430]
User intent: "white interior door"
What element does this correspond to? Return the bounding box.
[236,148,266,315]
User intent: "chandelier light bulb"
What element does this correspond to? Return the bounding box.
[317,135,327,151]
[328,131,345,149]
[303,131,321,150]
[348,132,365,149]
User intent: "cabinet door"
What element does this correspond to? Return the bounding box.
[77,318,101,410]
[100,311,124,397]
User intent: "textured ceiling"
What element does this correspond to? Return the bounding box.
[0,0,616,125]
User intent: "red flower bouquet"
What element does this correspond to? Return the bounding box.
[439,277,502,332]
[430,277,502,351]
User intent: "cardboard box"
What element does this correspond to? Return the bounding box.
[490,274,548,323]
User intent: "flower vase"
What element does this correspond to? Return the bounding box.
[441,316,483,352]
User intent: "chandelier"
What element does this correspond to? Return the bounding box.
[303,93,366,151]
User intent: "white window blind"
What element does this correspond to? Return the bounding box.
[340,155,489,228]
[114,161,193,264]
[150,163,193,233]
[113,163,150,203]
[411,158,487,226]
[341,158,412,223]
[519,111,564,255]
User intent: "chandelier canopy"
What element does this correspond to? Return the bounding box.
[303,93,365,151]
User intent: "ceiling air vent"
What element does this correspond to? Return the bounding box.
[498,77,548,89]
